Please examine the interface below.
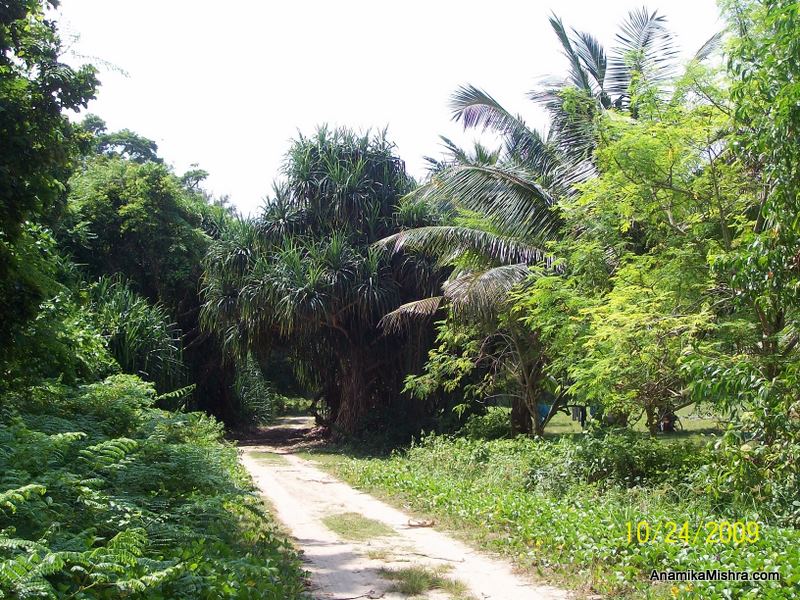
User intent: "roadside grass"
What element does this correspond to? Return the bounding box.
[312,435,798,599]
[250,450,288,464]
[378,565,474,599]
[294,450,348,466]
[289,410,796,598]
[322,512,396,541]
[366,548,392,560]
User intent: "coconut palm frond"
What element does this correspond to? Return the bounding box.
[378,296,444,334]
[449,85,555,168]
[693,31,724,62]
[377,226,548,266]
[405,162,561,242]
[549,14,593,93]
[444,263,531,318]
[529,88,598,171]
[451,85,531,134]
[572,30,608,93]
[607,7,679,101]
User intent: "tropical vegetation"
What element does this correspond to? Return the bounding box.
[1,0,799,598]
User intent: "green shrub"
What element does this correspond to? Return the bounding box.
[90,277,186,393]
[0,375,305,599]
[233,354,276,426]
[531,428,710,490]
[231,354,303,426]
[275,396,312,416]
[692,420,800,528]
[462,406,512,440]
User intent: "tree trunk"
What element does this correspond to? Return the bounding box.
[645,404,659,434]
[332,350,370,439]
[511,397,532,435]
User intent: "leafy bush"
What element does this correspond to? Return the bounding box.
[90,277,186,393]
[0,227,117,386]
[0,375,305,599]
[549,429,709,488]
[692,420,800,528]
[275,396,312,416]
[231,354,305,426]
[461,406,512,440]
[232,354,277,426]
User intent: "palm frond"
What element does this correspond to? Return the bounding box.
[693,31,724,62]
[444,263,531,318]
[549,14,593,93]
[607,7,679,102]
[449,86,554,168]
[451,85,529,133]
[378,296,444,334]
[404,162,561,242]
[529,89,598,176]
[572,30,608,94]
[377,226,548,266]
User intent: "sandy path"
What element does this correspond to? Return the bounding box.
[239,419,570,600]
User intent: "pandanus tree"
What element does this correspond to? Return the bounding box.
[202,127,443,437]
[379,8,702,434]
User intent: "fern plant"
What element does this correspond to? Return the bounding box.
[0,375,306,599]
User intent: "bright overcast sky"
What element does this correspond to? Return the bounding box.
[58,0,723,215]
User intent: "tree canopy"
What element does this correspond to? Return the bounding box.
[0,0,97,354]
[203,127,444,437]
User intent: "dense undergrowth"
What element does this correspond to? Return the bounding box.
[0,375,306,599]
[328,432,799,599]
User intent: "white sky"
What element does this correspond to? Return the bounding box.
[58,0,723,215]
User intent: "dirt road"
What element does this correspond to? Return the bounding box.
[239,417,570,600]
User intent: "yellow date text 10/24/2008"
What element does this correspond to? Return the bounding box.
[625,521,760,545]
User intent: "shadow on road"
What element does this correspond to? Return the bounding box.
[231,415,327,451]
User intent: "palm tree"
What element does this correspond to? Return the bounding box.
[378,8,701,435]
[202,127,443,438]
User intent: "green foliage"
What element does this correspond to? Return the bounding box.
[0,375,305,599]
[692,424,800,528]
[507,61,757,437]
[676,0,800,526]
[62,152,239,421]
[0,0,98,347]
[231,354,292,426]
[403,319,485,403]
[89,277,185,393]
[275,396,312,416]
[461,407,512,440]
[203,127,443,437]
[331,434,798,598]
[63,157,210,308]
[2,262,187,394]
[0,236,116,386]
[381,12,709,437]
[526,429,710,491]
[80,114,163,164]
